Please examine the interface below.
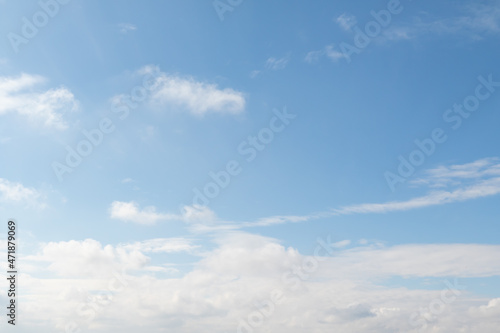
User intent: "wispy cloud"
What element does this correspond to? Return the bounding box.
[110,158,500,230]
[250,54,291,78]
[383,2,500,41]
[249,70,261,78]
[0,178,46,209]
[118,23,137,34]
[265,55,290,70]
[334,176,500,215]
[305,45,346,64]
[331,157,500,218]
[336,13,357,31]
[410,157,500,188]
[190,158,500,230]
[0,73,78,130]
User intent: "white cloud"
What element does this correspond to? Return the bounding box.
[327,243,500,278]
[186,158,500,230]
[260,158,500,225]
[118,23,137,34]
[0,73,78,129]
[109,201,180,225]
[411,157,500,188]
[24,239,150,278]
[0,178,45,208]
[336,13,357,31]
[383,2,500,41]
[7,234,500,332]
[324,45,347,61]
[335,176,500,215]
[336,158,500,215]
[182,204,218,225]
[304,50,324,64]
[249,70,261,78]
[120,238,200,254]
[141,66,245,116]
[265,55,290,70]
[109,202,222,226]
[305,45,346,64]
[109,159,500,230]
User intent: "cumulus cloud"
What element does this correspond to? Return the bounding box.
[120,238,200,254]
[138,66,245,116]
[109,202,222,226]
[0,178,45,208]
[109,201,180,225]
[0,73,78,129]
[6,233,500,332]
[24,239,150,278]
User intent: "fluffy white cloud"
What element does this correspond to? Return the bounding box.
[109,201,180,225]
[5,233,500,332]
[141,66,245,116]
[0,178,45,208]
[120,238,199,254]
[0,73,78,129]
[110,202,222,227]
[23,239,150,278]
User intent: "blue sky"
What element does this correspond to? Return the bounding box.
[1,0,500,332]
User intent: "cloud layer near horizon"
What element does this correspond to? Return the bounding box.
[2,233,500,332]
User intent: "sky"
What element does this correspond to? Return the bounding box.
[0,0,500,332]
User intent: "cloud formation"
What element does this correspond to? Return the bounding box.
[5,233,500,332]
[0,73,78,129]
[0,178,45,208]
[141,66,246,116]
[118,23,137,34]
[109,201,179,225]
[108,158,500,231]
[265,55,290,70]
[336,13,357,31]
[383,2,500,41]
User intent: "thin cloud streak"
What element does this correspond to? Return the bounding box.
[110,158,500,231]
